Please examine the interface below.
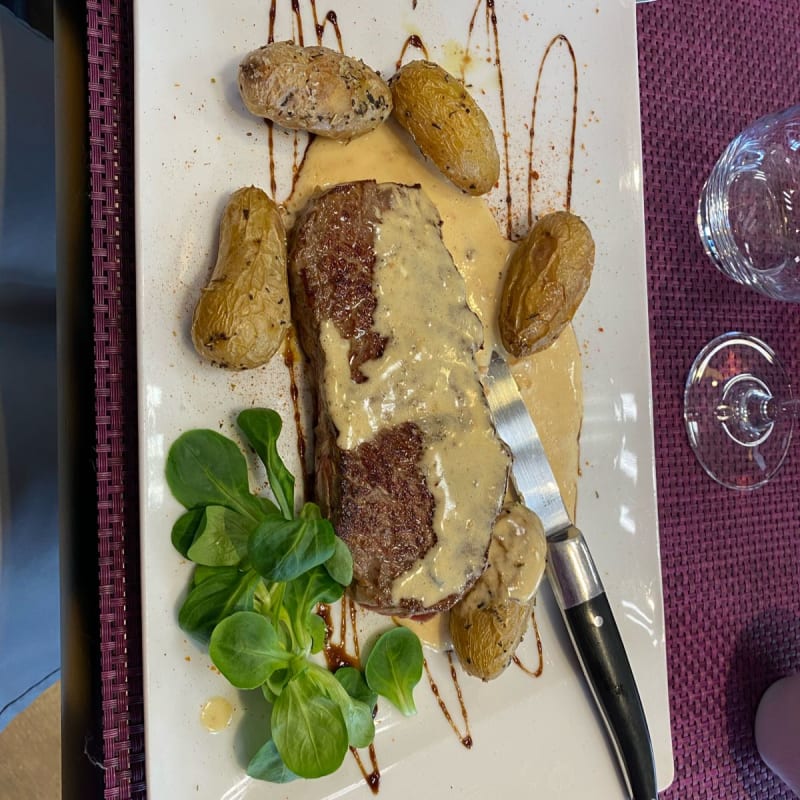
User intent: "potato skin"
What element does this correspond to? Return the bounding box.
[499,211,595,357]
[450,505,546,681]
[389,60,500,195]
[450,596,531,682]
[191,186,289,370]
[238,42,392,140]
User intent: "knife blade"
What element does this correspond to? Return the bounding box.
[482,348,657,800]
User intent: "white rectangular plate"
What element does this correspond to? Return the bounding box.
[134,1,674,798]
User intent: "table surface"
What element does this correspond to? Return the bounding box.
[58,1,800,798]
[638,1,800,797]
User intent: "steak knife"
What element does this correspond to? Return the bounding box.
[481,348,657,800]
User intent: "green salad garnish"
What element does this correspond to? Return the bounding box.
[166,408,423,781]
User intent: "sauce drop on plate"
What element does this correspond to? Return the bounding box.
[200,696,234,733]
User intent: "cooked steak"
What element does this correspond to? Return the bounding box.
[289,180,509,616]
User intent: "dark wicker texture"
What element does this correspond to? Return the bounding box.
[637,1,800,798]
[86,1,800,798]
[87,0,145,797]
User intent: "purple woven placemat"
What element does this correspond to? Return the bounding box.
[88,0,146,797]
[636,0,800,797]
[85,1,800,798]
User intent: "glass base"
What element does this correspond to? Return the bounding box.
[684,332,794,489]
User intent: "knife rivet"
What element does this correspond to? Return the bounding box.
[592,615,604,628]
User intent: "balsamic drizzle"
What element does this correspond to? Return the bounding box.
[527,34,579,227]
[424,653,473,749]
[396,34,429,69]
[512,608,545,678]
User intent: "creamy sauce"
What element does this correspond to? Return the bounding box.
[288,121,583,604]
[396,504,546,649]
[459,503,547,615]
[200,696,233,733]
[394,613,453,653]
[287,121,583,616]
[318,185,510,608]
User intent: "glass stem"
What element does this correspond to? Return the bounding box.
[715,382,798,433]
[768,397,800,420]
[739,388,774,433]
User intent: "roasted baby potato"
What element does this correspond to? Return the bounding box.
[450,504,547,680]
[191,186,289,370]
[238,42,392,140]
[499,211,595,357]
[389,60,500,195]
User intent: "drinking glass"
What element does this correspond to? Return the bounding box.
[697,104,800,301]
[684,332,797,489]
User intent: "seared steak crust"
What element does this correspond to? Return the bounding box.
[338,423,437,606]
[290,181,387,383]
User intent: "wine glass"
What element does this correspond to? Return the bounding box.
[696,104,800,301]
[688,106,800,488]
[684,332,797,489]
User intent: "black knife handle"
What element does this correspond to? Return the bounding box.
[563,592,657,800]
[546,525,656,800]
